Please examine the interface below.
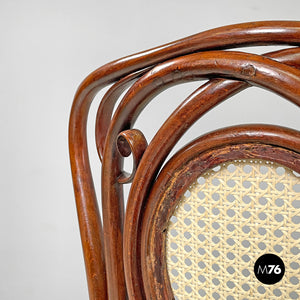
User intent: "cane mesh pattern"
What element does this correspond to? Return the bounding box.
[166,159,300,299]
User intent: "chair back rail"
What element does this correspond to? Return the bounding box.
[68,21,300,299]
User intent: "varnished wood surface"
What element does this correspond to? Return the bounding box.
[140,128,300,299]
[68,21,300,299]
[122,52,300,299]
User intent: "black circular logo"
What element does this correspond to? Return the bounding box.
[254,253,285,285]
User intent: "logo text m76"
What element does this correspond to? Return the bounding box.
[257,265,282,274]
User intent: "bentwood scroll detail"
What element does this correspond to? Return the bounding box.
[117,129,148,184]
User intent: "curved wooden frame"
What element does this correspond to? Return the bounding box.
[122,50,300,300]
[68,21,300,299]
[140,125,300,299]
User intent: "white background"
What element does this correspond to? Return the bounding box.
[1,0,300,299]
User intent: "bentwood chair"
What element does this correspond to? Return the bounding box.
[69,21,300,299]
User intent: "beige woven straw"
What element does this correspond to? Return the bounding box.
[166,159,300,299]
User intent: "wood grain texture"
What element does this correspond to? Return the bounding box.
[68,21,300,299]
[123,52,300,299]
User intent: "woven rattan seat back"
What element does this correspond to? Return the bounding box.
[141,137,300,300]
[69,22,300,299]
[166,159,300,299]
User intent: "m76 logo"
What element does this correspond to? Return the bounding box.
[257,264,282,275]
[254,254,285,284]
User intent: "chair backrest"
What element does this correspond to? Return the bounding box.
[69,21,300,299]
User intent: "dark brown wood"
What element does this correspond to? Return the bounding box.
[116,129,148,184]
[68,21,300,299]
[122,52,300,299]
[96,68,150,162]
[140,131,300,299]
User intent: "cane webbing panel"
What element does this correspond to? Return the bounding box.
[166,159,300,299]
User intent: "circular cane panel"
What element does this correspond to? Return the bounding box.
[166,159,300,299]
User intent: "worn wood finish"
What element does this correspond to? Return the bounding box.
[68,22,300,299]
[109,50,300,299]
[122,53,300,298]
[140,125,300,299]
